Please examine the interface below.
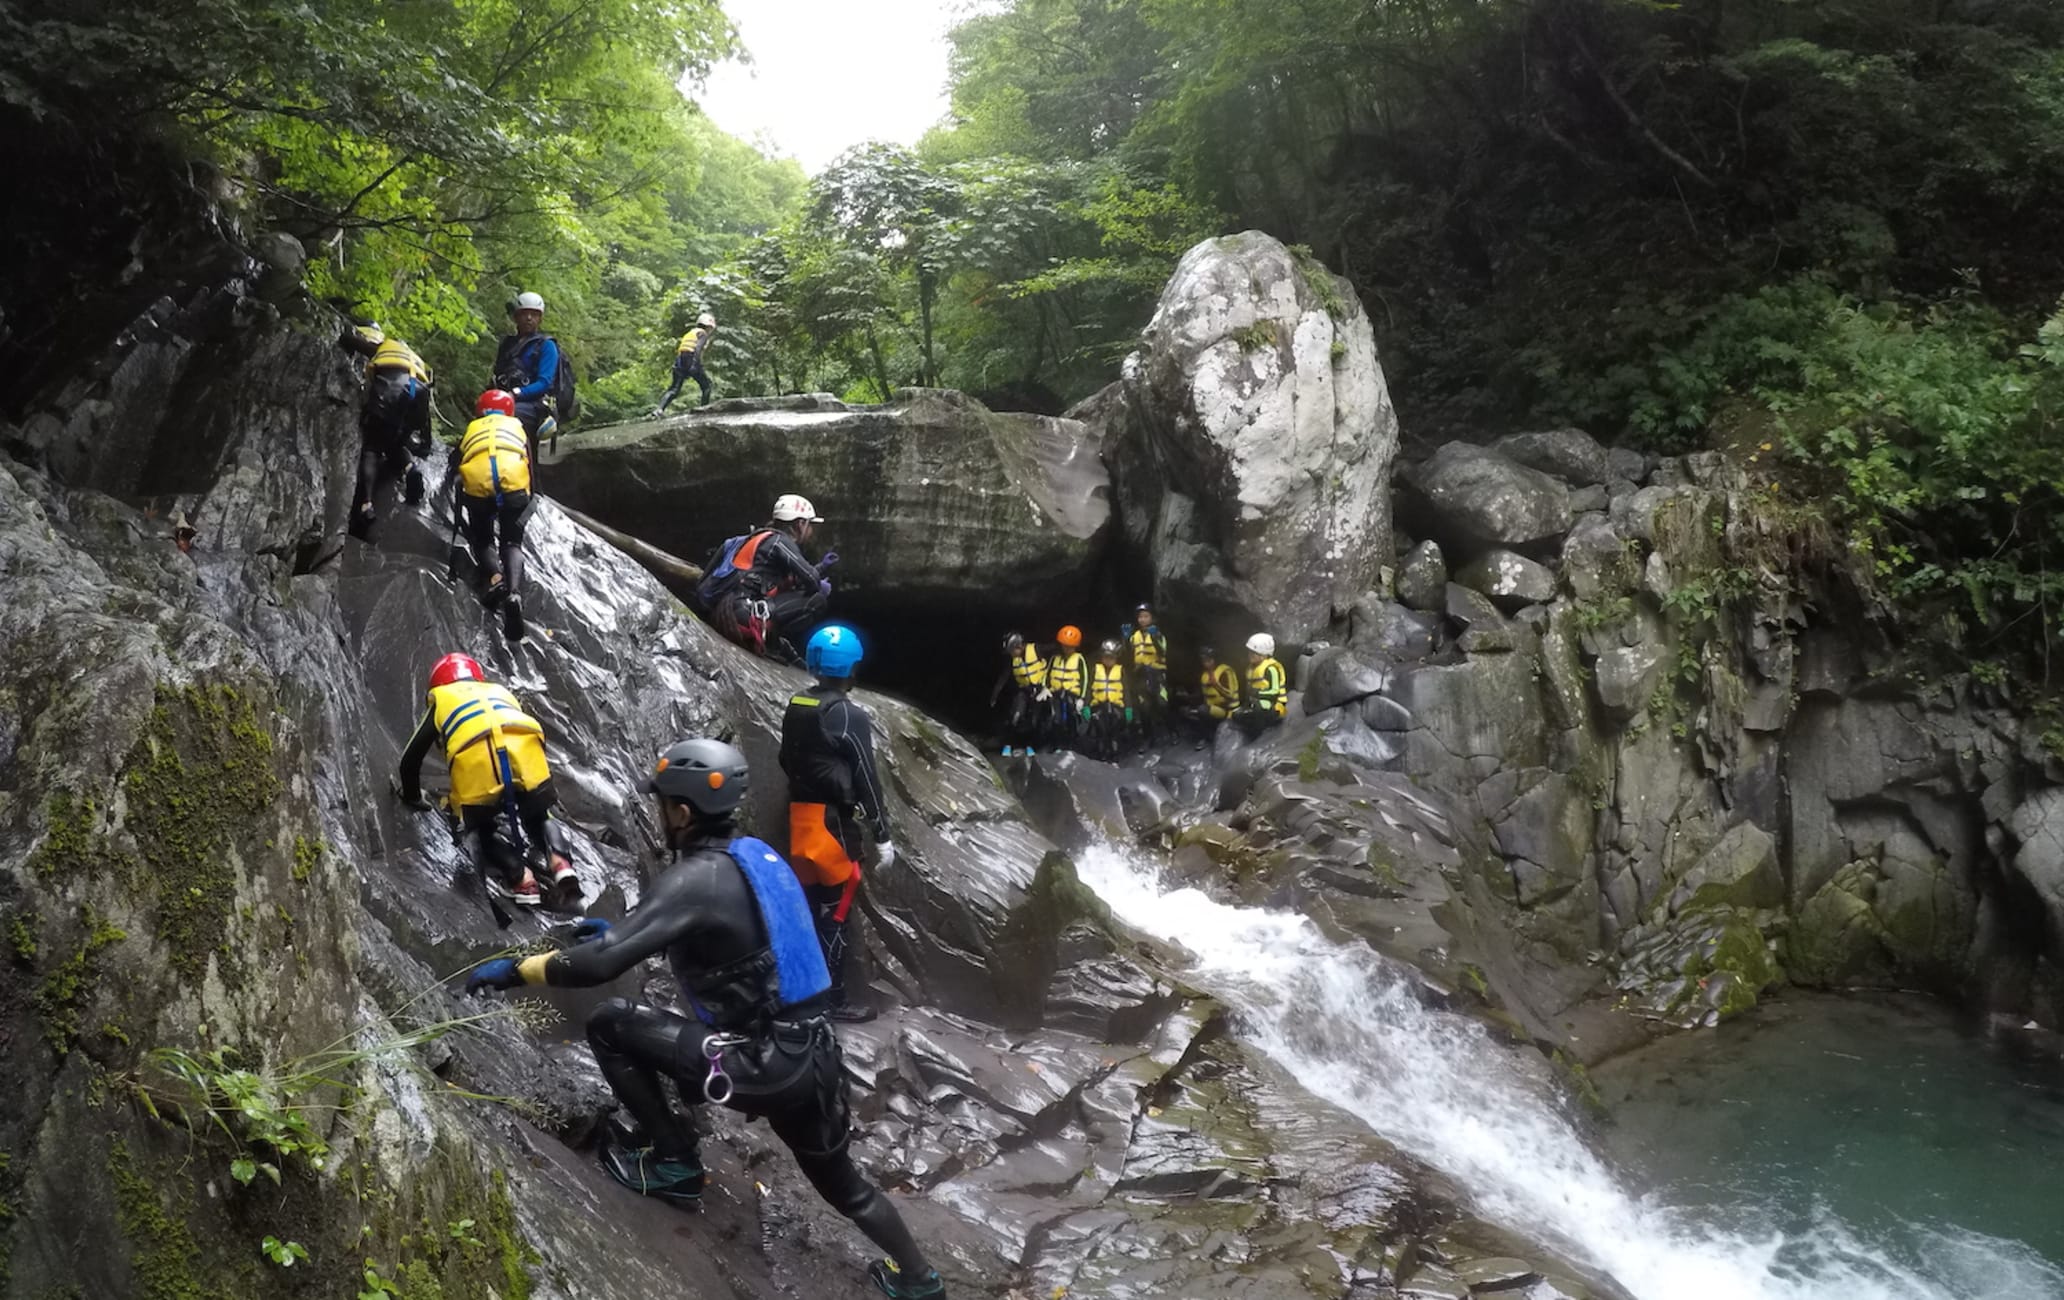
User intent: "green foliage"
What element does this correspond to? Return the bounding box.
[1232,322,1278,354]
[259,1236,309,1268]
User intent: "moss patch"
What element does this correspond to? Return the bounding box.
[110,1141,216,1300]
[32,906,126,1053]
[291,836,322,884]
[1231,320,1278,354]
[32,790,105,880]
[122,684,283,985]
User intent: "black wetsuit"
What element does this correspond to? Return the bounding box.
[711,526,825,660]
[779,682,888,1002]
[528,828,930,1274]
[341,333,430,529]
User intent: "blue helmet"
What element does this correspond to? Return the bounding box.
[806,624,865,678]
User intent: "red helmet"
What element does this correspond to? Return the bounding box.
[476,389,516,417]
[427,653,485,690]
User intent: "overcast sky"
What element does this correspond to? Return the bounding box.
[694,0,964,175]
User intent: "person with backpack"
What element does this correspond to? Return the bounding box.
[653,312,716,414]
[493,291,577,458]
[779,625,892,1023]
[462,738,947,1299]
[452,389,536,641]
[695,494,831,663]
[391,652,580,910]
[340,322,433,540]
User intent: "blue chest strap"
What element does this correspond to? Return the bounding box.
[725,836,831,1013]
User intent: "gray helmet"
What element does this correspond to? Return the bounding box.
[644,738,747,818]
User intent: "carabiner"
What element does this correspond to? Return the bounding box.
[701,1033,745,1105]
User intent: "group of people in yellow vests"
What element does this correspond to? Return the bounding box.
[992,603,1288,758]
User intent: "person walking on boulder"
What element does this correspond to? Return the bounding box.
[463,738,947,1299]
[452,389,537,641]
[392,652,580,910]
[654,312,716,414]
[780,624,893,1022]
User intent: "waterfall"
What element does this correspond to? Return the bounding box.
[1072,844,2064,1300]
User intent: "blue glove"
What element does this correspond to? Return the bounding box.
[819,550,839,568]
[818,579,833,598]
[572,917,611,944]
[465,958,524,995]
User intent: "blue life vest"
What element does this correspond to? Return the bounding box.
[723,835,831,1014]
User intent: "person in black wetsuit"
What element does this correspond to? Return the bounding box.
[339,323,432,539]
[464,738,945,1300]
[702,493,831,662]
[780,624,893,1022]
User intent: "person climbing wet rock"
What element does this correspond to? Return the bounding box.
[1124,603,1169,743]
[1235,632,1289,738]
[779,624,892,1022]
[493,290,560,457]
[991,631,1047,757]
[654,311,716,413]
[696,493,830,662]
[463,738,946,1300]
[341,322,433,539]
[1190,643,1241,744]
[1045,625,1088,749]
[392,652,579,910]
[453,389,536,641]
[1088,639,1128,761]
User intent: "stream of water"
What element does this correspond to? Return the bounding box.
[1072,844,2064,1300]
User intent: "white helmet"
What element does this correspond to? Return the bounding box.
[697,312,717,329]
[514,291,545,313]
[772,493,823,524]
[1245,632,1275,657]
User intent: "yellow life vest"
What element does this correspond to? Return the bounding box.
[368,337,431,384]
[677,326,711,356]
[1202,663,1241,718]
[428,680,550,808]
[1128,626,1165,669]
[1047,651,1087,697]
[1091,661,1126,706]
[1248,657,1288,717]
[1010,644,1048,688]
[458,414,532,498]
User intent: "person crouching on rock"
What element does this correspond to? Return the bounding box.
[990,632,1047,757]
[1233,632,1289,738]
[780,625,893,1023]
[1190,644,1241,746]
[1044,625,1088,749]
[391,652,579,910]
[699,493,831,663]
[654,312,716,414]
[463,738,948,1300]
[340,322,433,540]
[1088,639,1128,761]
[452,390,538,641]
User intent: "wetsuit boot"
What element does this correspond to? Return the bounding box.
[868,1260,946,1298]
[598,1117,704,1207]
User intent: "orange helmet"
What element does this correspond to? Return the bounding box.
[477,389,516,417]
[1057,625,1082,648]
[428,653,484,689]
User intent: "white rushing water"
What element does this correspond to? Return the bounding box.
[1072,844,2064,1300]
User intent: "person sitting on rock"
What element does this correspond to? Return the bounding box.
[1124,603,1170,744]
[990,632,1047,757]
[1088,639,1128,761]
[780,625,894,1023]
[1044,625,1088,748]
[1234,632,1289,738]
[1191,644,1241,745]
[653,312,716,414]
[452,389,536,641]
[340,322,433,540]
[391,652,579,910]
[492,291,559,458]
[699,493,830,663]
[462,738,947,1300]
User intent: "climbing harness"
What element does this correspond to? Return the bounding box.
[701,1032,750,1104]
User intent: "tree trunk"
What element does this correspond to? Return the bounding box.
[918,271,937,387]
